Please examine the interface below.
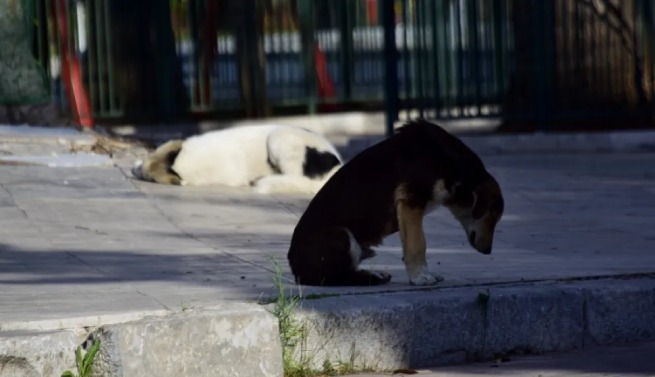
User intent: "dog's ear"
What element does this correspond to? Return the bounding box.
[471,191,487,220]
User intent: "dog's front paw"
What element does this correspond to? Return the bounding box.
[409,272,444,286]
[252,179,272,194]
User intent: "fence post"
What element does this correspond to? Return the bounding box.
[298,0,318,114]
[339,0,354,101]
[531,0,548,131]
[382,0,398,137]
[232,0,268,118]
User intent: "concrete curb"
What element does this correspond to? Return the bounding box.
[290,277,655,371]
[2,278,654,376]
[0,329,85,377]
[0,303,283,377]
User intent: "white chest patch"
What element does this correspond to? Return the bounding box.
[424,179,450,214]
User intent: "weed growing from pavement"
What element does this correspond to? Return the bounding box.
[60,339,101,377]
[270,257,316,377]
[269,257,364,377]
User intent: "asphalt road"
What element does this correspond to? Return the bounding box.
[346,341,655,376]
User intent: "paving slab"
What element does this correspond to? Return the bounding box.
[1,125,655,375]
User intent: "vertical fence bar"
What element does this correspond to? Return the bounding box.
[634,0,645,110]
[454,0,464,115]
[469,0,481,115]
[340,0,353,101]
[102,0,117,114]
[401,0,410,105]
[431,0,441,117]
[491,0,503,104]
[84,1,94,115]
[188,0,199,109]
[649,0,655,113]
[383,0,398,136]
[298,0,317,114]
[97,0,113,113]
[36,0,46,70]
[416,0,425,117]
[298,0,318,114]
[607,4,615,99]
[51,0,65,111]
[558,0,569,105]
[532,0,547,130]
[442,0,453,115]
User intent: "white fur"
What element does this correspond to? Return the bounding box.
[168,124,341,194]
[344,228,363,269]
[252,165,340,194]
[370,270,392,281]
[424,179,451,214]
[409,268,445,286]
[131,159,145,180]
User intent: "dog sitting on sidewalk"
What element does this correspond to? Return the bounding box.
[288,119,504,286]
[131,124,342,195]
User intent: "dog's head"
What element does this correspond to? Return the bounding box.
[445,174,504,255]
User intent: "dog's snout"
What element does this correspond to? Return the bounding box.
[481,246,492,255]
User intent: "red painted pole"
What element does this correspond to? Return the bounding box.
[52,0,93,128]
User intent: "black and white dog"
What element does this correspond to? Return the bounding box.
[132,124,342,194]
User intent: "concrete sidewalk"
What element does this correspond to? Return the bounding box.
[1,124,655,376]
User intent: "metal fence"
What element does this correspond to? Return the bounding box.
[23,0,655,131]
[384,0,655,133]
[31,0,390,124]
[383,0,513,124]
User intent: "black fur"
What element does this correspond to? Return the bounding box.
[302,147,340,178]
[165,148,182,179]
[288,119,500,287]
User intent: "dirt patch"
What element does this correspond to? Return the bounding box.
[69,134,154,157]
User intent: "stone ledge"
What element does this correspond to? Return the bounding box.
[0,303,283,377]
[292,278,655,371]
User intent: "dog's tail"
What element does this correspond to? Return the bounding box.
[131,139,185,185]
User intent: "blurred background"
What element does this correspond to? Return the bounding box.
[2,0,655,136]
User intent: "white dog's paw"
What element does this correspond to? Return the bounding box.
[360,270,391,285]
[252,179,272,194]
[409,272,444,286]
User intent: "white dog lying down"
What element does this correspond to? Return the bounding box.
[131,124,343,194]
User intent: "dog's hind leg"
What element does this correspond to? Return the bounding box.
[334,228,390,286]
[289,227,391,286]
[397,202,444,285]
